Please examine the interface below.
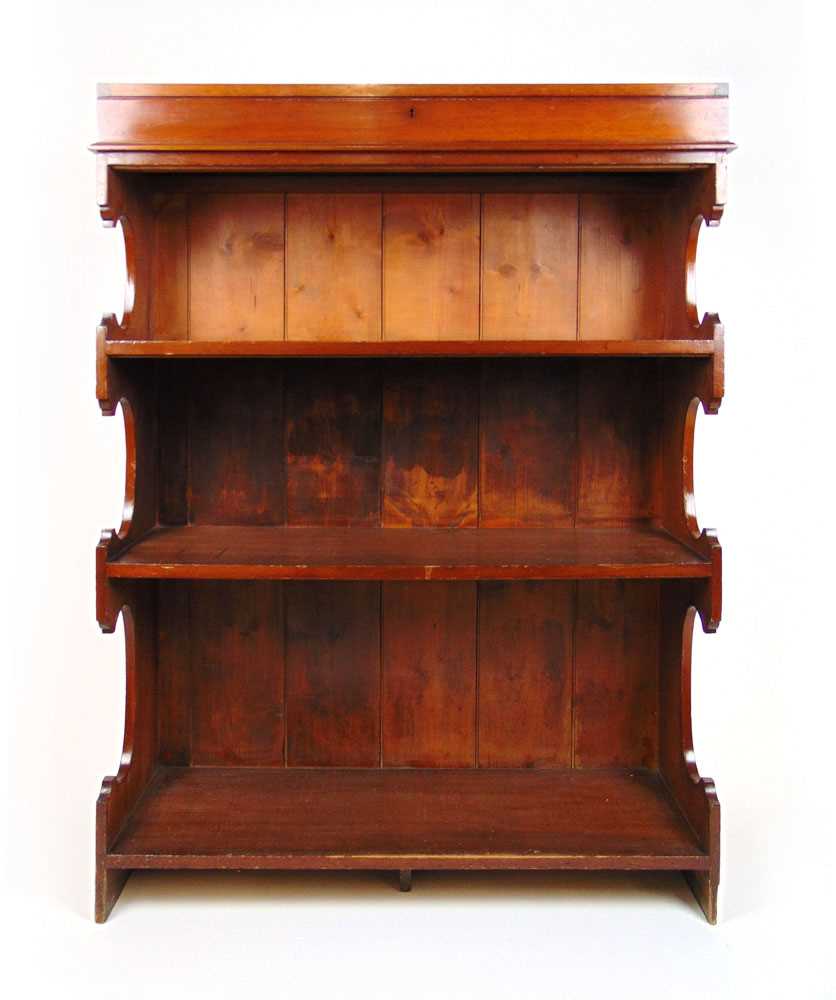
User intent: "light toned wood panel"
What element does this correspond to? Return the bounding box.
[482,194,578,340]
[286,194,382,341]
[383,194,480,340]
[150,195,188,340]
[579,194,669,340]
[189,193,284,341]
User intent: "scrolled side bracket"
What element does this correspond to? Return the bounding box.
[94,580,158,922]
[659,590,721,923]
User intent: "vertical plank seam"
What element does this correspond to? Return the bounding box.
[153,582,162,760]
[571,580,578,769]
[379,582,384,767]
[654,580,661,770]
[475,582,480,768]
[379,193,386,341]
[575,193,581,342]
[572,363,580,529]
[185,194,192,342]
[185,365,192,526]
[478,193,484,341]
[280,364,287,527]
[282,582,289,767]
[186,582,193,765]
[282,192,288,341]
[476,359,482,528]
[378,358,386,527]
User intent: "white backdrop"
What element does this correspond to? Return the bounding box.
[2,1,832,997]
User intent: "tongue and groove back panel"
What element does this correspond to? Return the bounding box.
[157,578,661,770]
[143,176,687,344]
[152,355,664,771]
[94,85,730,923]
[155,357,665,529]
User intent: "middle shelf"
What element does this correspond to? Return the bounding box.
[107,524,709,580]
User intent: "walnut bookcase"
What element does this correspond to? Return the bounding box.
[92,84,732,922]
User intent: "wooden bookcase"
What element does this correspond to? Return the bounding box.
[92,84,732,922]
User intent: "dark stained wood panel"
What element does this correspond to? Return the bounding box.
[108,524,710,580]
[285,582,380,766]
[285,362,381,525]
[576,361,661,521]
[110,766,708,864]
[189,194,285,341]
[480,360,577,526]
[574,581,659,768]
[188,363,284,525]
[383,194,480,340]
[156,581,191,765]
[382,363,478,526]
[382,583,476,766]
[286,194,382,341]
[157,365,189,525]
[478,582,574,767]
[482,193,579,340]
[189,582,285,766]
[579,194,669,340]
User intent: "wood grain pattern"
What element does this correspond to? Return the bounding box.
[286,194,382,341]
[577,360,661,521]
[156,582,191,765]
[285,362,381,525]
[150,195,188,339]
[382,583,476,766]
[188,363,284,525]
[94,85,729,923]
[480,360,577,526]
[189,582,285,765]
[382,363,478,526]
[383,195,480,340]
[107,338,717,358]
[478,582,574,767]
[189,194,284,341]
[110,765,708,863]
[574,581,659,768]
[579,194,669,340]
[482,194,578,340]
[107,524,711,580]
[285,582,380,766]
[157,364,189,525]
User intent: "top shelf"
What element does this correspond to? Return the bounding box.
[104,339,717,360]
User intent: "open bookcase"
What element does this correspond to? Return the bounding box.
[92,84,731,922]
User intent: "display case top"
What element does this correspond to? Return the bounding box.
[93,83,732,170]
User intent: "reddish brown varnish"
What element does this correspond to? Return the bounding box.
[94,84,730,924]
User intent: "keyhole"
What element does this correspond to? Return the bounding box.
[409,107,416,118]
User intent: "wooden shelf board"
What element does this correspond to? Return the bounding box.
[105,339,715,359]
[107,766,709,870]
[106,524,710,581]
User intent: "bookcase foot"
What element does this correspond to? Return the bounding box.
[684,870,718,924]
[96,866,130,923]
[399,869,413,892]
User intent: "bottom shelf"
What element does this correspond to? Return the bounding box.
[107,766,708,871]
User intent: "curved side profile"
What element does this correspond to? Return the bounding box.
[95,588,157,923]
[659,599,721,923]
